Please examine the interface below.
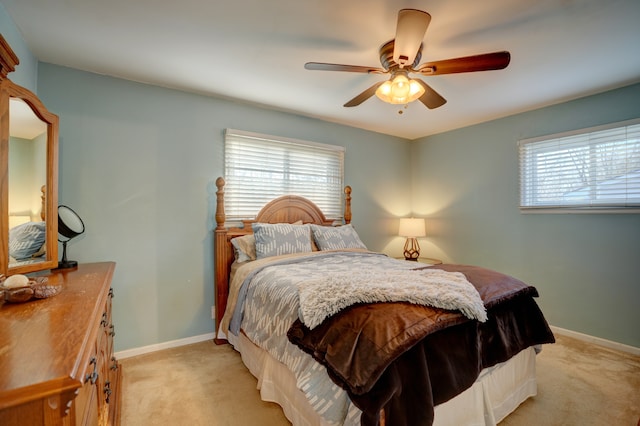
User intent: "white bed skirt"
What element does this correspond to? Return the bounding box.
[228,332,538,426]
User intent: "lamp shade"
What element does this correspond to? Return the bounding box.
[398,218,426,237]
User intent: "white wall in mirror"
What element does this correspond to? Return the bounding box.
[8,98,47,221]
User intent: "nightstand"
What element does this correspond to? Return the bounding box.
[416,257,442,265]
[396,257,443,265]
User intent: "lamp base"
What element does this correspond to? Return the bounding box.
[403,237,421,261]
[56,260,78,269]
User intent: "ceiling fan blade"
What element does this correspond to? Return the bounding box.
[393,9,431,67]
[305,62,386,74]
[416,79,447,109]
[416,51,511,75]
[344,82,385,107]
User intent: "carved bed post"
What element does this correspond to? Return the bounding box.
[215,177,225,230]
[214,177,229,343]
[41,185,46,220]
[344,185,352,224]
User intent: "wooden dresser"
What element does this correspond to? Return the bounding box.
[0,262,120,426]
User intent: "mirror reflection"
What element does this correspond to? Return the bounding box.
[7,98,48,267]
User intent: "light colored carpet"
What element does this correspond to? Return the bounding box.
[119,334,640,425]
[119,340,288,426]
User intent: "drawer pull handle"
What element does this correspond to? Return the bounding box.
[85,357,99,384]
[109,324,115,337]
[101,312,108,327]
[111,356,119,371]
[109,288,114,298]
[104,380,112,404]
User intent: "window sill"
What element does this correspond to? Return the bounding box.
[520,207,640,214]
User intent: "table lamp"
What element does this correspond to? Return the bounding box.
[398,217,425,261]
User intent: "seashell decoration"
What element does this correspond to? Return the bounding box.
[0,274,61,304]
[3,274,29,289]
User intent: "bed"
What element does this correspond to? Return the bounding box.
[213,177,555,426]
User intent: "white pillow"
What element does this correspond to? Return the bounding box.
[231,234,256,263]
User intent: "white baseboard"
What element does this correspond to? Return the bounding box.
[550,326,640,356]
[115,332,216,360]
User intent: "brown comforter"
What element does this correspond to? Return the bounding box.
[288,264,555,426]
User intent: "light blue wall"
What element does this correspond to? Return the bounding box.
[0,4,38,91]
[411,83,640,347]
[36,63,411,351]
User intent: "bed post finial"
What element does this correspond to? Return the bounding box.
[344,185,352,224]
[41,185,46,221]
[215,177,226,230]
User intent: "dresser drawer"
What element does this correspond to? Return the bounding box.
[75,377,98,426]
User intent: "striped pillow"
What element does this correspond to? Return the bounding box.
[311,224,367,251]
[9,221,46,260]
[252,223,313,259]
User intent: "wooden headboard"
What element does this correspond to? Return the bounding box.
[213,177,351,342]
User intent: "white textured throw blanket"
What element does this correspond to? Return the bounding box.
[297,268,488,329]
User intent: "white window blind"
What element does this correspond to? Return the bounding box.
[519,119,640,211]
[224,129,345,219]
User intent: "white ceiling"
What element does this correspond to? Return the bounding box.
[2,0,640,140]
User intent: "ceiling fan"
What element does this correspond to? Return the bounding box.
[305,9,511,109]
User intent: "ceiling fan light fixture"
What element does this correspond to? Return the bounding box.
[375,73,425,105]
[305,9,510,110]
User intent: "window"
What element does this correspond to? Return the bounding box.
[519,119,640,212]
[224,129,345,220]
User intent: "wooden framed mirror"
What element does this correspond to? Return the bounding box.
[0,35,58,276]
